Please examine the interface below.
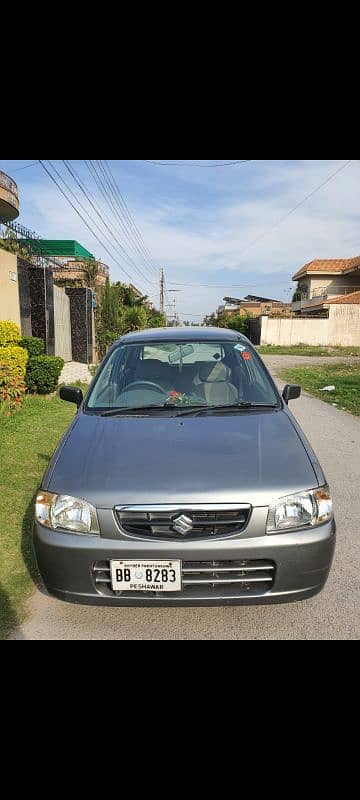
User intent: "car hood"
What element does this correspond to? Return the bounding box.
[45,410,319,508]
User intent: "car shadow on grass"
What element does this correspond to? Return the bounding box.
[0,583,19,640]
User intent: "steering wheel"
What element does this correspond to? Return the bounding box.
[121,381,168,396]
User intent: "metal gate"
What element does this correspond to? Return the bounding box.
[245,316,262,345]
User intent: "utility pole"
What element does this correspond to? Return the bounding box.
[174,300,180,327]
[160,267,165,315]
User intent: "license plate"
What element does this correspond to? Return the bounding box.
[110,560,182,592]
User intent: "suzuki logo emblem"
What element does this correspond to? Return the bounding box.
[172,513,194,536]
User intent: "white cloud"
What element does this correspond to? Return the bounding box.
[13,159,360,319]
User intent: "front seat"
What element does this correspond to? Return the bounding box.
[193,362,238,404]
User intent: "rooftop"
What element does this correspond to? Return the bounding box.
[293,256,360,281]
[18,239,95,260]
[326,290,360,305]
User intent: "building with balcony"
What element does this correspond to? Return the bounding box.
[292,257,360,314]
[0,171,19,223]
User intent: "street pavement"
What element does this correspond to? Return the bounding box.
[10,357,360,640]
[60,361,93,384]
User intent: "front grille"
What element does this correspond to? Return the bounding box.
[115,504,251,540]
[92,559,275,599]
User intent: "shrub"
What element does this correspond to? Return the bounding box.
[0,366,26,412]
[25,356,64,394]
[0,345,28,378]
[19,336,45,358]
[226,314,249,334]
[0,321,21,346]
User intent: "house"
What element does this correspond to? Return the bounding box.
[292,257,360,314]
[0,170,19,223]
[1,169,99,363]
[261,290,360,347]
[125,283,152,307]
[219,295,291,317]
[18,239,110,291]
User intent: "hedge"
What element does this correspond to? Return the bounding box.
[25,356,64,394]
[19,336,45,358]
[0,321,21,346]
[0,345,28,378]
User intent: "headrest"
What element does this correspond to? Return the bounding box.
[198,362,231,383]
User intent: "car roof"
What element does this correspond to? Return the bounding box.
[116,327,247,345]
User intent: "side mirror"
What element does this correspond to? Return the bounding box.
[282,384,301,404]
[60,386,83,408]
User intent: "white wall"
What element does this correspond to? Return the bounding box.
[328,305,360,346]
[261,307,360,347]
[0,250,20,326]
[54,285,72,362]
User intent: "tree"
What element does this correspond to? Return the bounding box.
[113,283,148,308]
[203,312,217,326]
[147,310,167,328]
[101,278,119,330]
[121,305,149,334]
[203,309,249,334]
[81,258,100,290]
[96,281,166,358]
[226,314,248,334]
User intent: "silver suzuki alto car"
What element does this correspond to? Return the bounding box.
[34,327,336,606]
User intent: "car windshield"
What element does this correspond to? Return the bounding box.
[85,340,279,412]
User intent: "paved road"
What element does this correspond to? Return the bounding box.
[11,359,360,640]
[60,361,93,385]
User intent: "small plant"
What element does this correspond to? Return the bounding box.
[0,367,26,412]
[26,356,65,395]
[0,345,28,378]
[0,321,21,346]
[19,336,45,358]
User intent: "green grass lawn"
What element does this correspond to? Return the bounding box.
[279,363,360,416]
[258,345,360,357]
[0,390,84,639]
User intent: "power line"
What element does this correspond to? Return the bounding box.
[85,159,158,283]
[61,160,155,290]
[38,160,150,292]
[142,160,253,168]
[234,159,353,259]
[94,160,156,271]
[101,159,156,269]
[53,160,152,289]
[11,162,38,172]
[167,280,294,288]
[102,160,158,271]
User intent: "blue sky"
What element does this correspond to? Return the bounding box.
[1,159,359,321]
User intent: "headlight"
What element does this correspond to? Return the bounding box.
[35,491,100,535]
[267,486,333,533]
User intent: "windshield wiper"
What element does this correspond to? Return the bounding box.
[175,403,278,417]
[100,404,167,417]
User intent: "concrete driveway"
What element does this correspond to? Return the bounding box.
[11,359,360,640]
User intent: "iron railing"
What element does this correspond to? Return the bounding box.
[293,285,360,310]
[0,171,18,198]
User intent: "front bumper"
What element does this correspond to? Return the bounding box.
[33,519,336,607]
